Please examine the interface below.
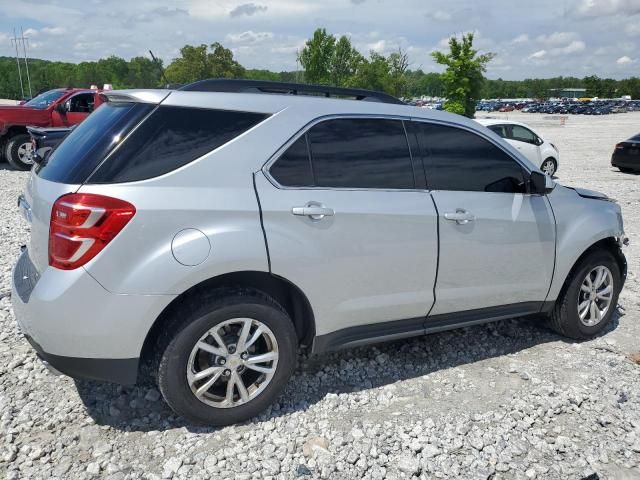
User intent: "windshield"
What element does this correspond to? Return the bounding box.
[36,102,154,184]
[24,89,67,109]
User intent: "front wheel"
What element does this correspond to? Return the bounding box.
[549,250,621,339]
[5,134,34,171]
[540,157,557,176]
[158,290,298,425]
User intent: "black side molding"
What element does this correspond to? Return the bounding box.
[312,302,547,354]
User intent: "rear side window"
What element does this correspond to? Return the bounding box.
[89,106,268,183]
[308,118,414,189]
[269,136,314,187]
[487,124,508,138]
[413,122,525,193]
[36,102,154,184]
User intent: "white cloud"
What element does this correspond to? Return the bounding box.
[536,31,580,46]
[511,34,529,44]
[625,22,640,36]
[529,50,547,59]
[575,0,640,17]
[425,10,452,21]
[550,40,586,55]
[616,55,634,64]
[226,31,274,44]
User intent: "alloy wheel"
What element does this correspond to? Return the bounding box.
[577,265,614,327]
[541,159,556,176]
[17,142,34,166]
[186,318,279,408]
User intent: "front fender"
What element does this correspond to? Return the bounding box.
[546,185,624,301]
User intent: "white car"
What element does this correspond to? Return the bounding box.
[477,119,559,176]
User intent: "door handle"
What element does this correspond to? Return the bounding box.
[291,204,334,220]
[444,209,475,225]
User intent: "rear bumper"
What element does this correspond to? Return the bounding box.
[24,334,139,384]
[611,153,640,170]
[11,249,176,384]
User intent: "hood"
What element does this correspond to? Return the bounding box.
[566,186,610,201]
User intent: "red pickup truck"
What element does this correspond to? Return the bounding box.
[0,88,104,170]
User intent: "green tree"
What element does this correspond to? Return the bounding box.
[431,33,494,117]
[299,28,336,84]
[165,43,245,84]
[349,52,392,93]
[330,36,363,86]
[388,47,409,97]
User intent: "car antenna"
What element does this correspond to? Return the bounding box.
[149,50,171,88]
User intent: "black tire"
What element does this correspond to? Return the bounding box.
[5,134,34,171]
[541,157,557,176]
[548,250,621,339]
[157,289,297,426]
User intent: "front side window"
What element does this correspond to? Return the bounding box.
[413,122,526,193]
[89,106,268,183]
[307,118,414,189]
[510,125,538,144]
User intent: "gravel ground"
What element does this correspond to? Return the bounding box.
[0,111,639,480]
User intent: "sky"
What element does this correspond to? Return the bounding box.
[0,0,638,80]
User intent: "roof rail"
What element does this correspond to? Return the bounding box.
[179,79,405,105]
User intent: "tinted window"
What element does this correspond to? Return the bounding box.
[487,124,508,138]
[36,102,154,184]
[414,122,525,193]
[89,106,268,183]
[308,118,414,189]
[68,93,95,113]
[510,125,537,144]
[270,135,314,187]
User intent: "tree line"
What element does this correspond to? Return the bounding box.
[1,30,639,101]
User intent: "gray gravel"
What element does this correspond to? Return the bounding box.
[1,112,639,480]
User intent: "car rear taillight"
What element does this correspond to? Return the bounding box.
[615,143,625,150]
[49,193,135,270]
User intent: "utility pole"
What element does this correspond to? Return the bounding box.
[10,28,25,99]
[20,26,33,98]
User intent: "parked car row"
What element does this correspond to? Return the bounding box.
[477,100,640,115]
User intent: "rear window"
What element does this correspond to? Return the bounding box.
[36,102,154,184]
[88,106,268,183]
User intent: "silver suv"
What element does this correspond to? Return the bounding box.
[12,80,627,426]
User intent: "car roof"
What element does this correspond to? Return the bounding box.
[475,119,531,128]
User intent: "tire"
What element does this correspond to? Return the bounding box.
[540,157,557,176]
[157,289,298,426]
[5,134,34,171]
[548,250,621,340]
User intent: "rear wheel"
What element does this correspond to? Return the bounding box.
[549,250,621,339]
[541,157,557,176]
[157,290,297,425]
[5,134,34,171]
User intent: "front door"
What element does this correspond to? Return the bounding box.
[411,120,555,316]
[255,117,439,338]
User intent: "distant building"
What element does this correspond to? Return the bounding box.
[548,88,587,99]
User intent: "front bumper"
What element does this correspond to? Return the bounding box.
[11,249,175,384]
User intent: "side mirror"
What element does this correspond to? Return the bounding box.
[530,171,554,194]
[33,147,53,165]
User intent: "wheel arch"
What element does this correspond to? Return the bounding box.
[139,271,316,374]
[554,236,626,302]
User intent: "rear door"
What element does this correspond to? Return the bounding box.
[255,117,438,338]
[411,120,555,317]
